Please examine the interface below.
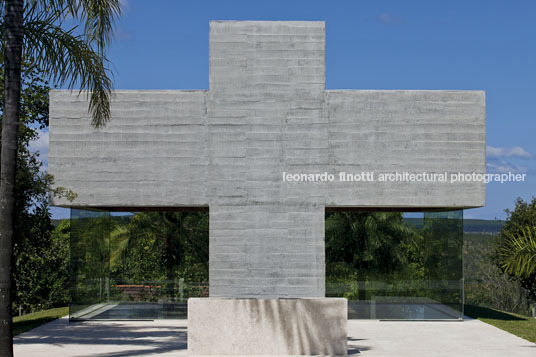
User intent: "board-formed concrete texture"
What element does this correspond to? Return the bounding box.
[188,298,348,355]
[49,21,486,299]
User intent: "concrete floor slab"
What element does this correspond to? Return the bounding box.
[14,317,188,357]
[347,318,535,357]
[14,317,536,356]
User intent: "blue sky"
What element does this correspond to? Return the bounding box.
[41,0,536,220]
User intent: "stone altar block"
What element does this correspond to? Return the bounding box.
[49,20,486,356]
[188,298,347,356]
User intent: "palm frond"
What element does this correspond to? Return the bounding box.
[0,0,120,126]
[29,0,122,53]
[22,14,112,126]
[498,226,536,277]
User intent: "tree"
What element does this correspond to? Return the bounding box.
[0,1,120,354]
[1,55,72,318]
[464,232,532,316]
[500,197,536,236]
[5,60,69,314]
[109,212,209,301]
[13,216,70,313]
[325,211,420,300]
[498,226,536,278]
[495,197,536,302]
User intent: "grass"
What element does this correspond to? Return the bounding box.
[465,304,536,343]
[13,306,69,336]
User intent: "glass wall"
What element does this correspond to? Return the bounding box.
[325,210,463,320]
[70,209,110,319]
[70,209,209,320]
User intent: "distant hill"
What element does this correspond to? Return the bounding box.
[463,219,505,233]
[404,218,505,234]
[51,219,67,227]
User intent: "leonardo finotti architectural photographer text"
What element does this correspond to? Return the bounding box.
[282,171,527,184]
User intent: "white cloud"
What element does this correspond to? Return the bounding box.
[119,0,129,11]
[377,13,404,25]
[116,27,131,41]
[486,159,529,174]
[114,0,131,41]
[487,145,533,159]
[28,130,49,169]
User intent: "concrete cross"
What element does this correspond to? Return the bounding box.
[50,21,485,299]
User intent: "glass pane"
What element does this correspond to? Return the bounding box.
[326,210,463,320]
[70,209,209,320]
[423,210,464,319]
[69,208,110,319]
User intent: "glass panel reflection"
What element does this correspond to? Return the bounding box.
[326,210,463,320]
[70,209,209,320]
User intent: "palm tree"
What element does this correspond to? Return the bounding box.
[325,211,419,300]
[109,212,209,302]
[498,225,536,278]
[0,1,120,354]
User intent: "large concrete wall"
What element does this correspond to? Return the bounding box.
[50,90,208,206]
[49,21,486,298]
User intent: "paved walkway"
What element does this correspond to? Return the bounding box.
[14,317,536,356]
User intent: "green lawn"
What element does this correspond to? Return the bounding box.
[465,304,536,343]
[13,306,69,336]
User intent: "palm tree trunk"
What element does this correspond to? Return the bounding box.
[0,1,24,355]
